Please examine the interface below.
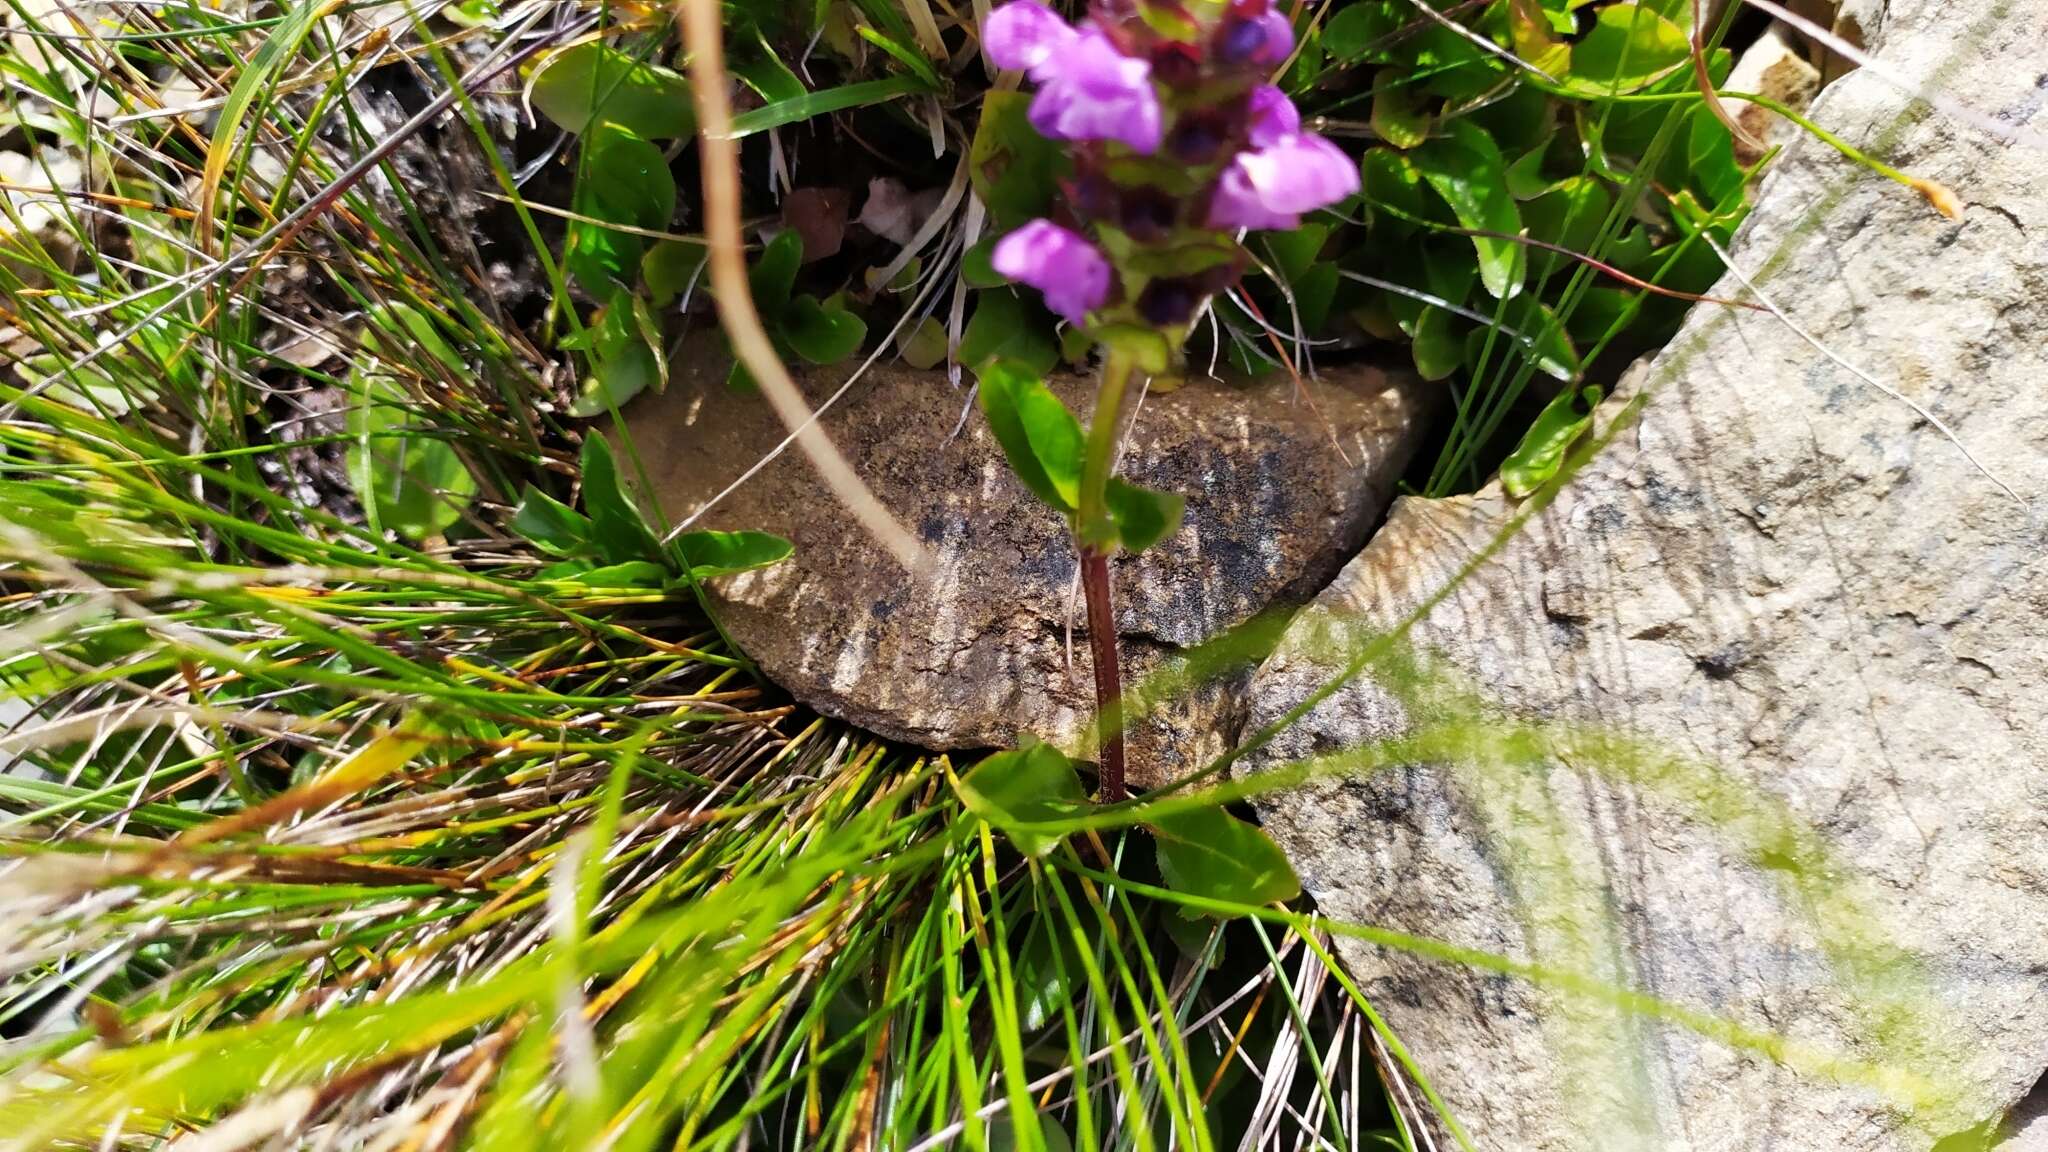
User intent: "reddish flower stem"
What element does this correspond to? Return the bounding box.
[1077,349,1137,802]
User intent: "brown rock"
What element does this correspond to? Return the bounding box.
[1719,25,1824,166]
[621,348,1433,788]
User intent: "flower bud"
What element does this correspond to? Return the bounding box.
[1118,185,1181,243]
[1137,277,1203,327]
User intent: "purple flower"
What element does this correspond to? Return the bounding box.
[983,0,1076,81]
[1218,10,1294,65]
[1246,84,1299,149]
[1028,27,1163,154]
[1207,132,1359,231]
[993,219,1112,323]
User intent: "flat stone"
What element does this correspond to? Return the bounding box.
[1719,25,1824,164]
[623,349,1432,788]
[1239,1,2048,1148]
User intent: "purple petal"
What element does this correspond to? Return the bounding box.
[1218,9,1295,65]
[1025,28,1163,153]
[1246,84,1299,149]
[983,1,1077,80]
[1206,164,1299,231]
[1250,11,1295,63]
[992,220,1112,323]
[1233,132,1359,215]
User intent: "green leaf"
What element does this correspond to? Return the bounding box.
[1322,1,1403,62]
[1103,477,1184,555]
[675,530,794,579]
[569,340,660,418]
[568,293,663,417]
[1412,119,1525,299]
[969,89,1067,228]
[1370,74,1432,150]
[579,434,662,565]
[1090,324,1172,376]
[509,485,595,556]
[977,360,1085,515]
[1262,225,1340,329]
[1501,384,1601,497]
[728,75,926,137]
[1413,23,1498,102]
[1013,922,1079,1032]
[1151,807,1300,915]
[1498,297,1580,381]
[1262,223,1328,285]
[530,41,694,138]
[1559,3,1690,96]
[730,36,805,105]
[1504,139,1557,199]
[345,375,476,541]
[642,239,708,308]
[1359,147,1433,234]
[748,229,804,315]
[778,295,866,365]
[960,236,1007,288]
[1159,903,1223,961]
[855,23,942,88]
[1521,175,1613,281]
[1408,306,1463,381]
[897,317,948,370]
[1469,77,1556,155]
[574,560,670,588]
[1506,0,1572,77]
[959,288,1059,378]
[567,124,676,291]
[1686,102,1745,206]
[955,740,1090,858]
[1565,285,1634,346]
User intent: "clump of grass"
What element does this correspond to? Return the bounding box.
[0,5,1429,1147]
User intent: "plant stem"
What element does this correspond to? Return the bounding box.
[1080,549,1125,802]
[1077,353,1134,544]
[1078,351,1136,801]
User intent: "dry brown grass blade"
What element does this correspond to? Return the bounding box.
[676,0,927,573]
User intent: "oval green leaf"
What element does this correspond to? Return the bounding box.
[1560,4,1691,97]
[779,295,867,365]
[579,434,662,565]
[675,530,794,579]
[531,41,694,138]
[567,124,676,291]
[1501,384,1602,497]
[1412,119,1526,299]
[1104,477,1185,555]
[345,374,477,541]
[1151,807,1301,916]
[509,485,596,556]
[977,360,1085,515]
[955,741,1090,858]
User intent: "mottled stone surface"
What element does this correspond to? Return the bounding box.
[623,348,1431,788]
[1720,24,1824,164]
[1239,2,2048,1148]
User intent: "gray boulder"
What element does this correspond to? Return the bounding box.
[623,348,1431,788]
[1238,1,2048,1148]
